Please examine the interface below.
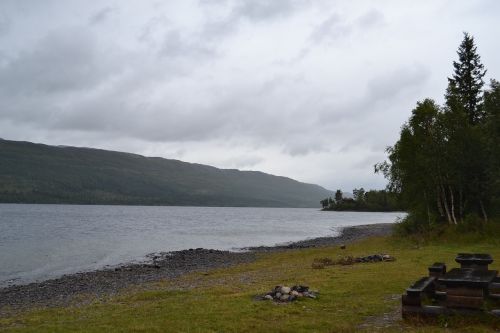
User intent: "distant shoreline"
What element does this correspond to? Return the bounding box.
[0,223,394,314]
[321,208,407,213]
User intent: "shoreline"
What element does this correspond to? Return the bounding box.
[0,223,394,314]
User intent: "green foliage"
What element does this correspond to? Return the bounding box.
[321,188,403,212]
[334,189,343,203]
[0,140,333,207]
[377,33,499,231]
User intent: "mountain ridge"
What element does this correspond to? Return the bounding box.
[0,139,333,207]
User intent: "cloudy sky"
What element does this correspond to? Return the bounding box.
[0,1,498,191]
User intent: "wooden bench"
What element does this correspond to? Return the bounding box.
[402,276,436,306]
[402,276,450,318]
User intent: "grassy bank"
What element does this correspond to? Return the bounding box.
[1,233,500,332]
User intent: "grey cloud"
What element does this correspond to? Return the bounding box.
[222,155,264,168]
[159,30,216,59]
[283,140,330,157]
[138,15,170,43]
[320,63,430,126]
[314,64,430,155]
[366,65,430,102]
[200,17,238,42]
[356,8,385,28]
[198,0,308,43]
[309,13,350,43]
[88,6,116,25]
[308,8,385,46]
[0,13,10,36]
[0,28,119,95]
[231,0,300,21]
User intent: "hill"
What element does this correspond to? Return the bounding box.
[0,139,333,207]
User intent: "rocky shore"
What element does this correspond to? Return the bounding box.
[0,223,393,314]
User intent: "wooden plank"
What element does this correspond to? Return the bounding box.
[446,287,484,297]
[403,305,496,318]
[402,305,446,318]
[407,276,435,297]
[439,268,498,289]
[434,291,447,301]
[402,294,421,306]
[460,264,489,271]
[446,295,483,309]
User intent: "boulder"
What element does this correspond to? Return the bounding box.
[292,285,309,293]
[280,286,291,294]
[280,294,290,302]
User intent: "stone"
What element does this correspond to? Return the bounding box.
[303,292,317,299]
[291,290,299,296]
[276,292,282,298]
[280,286,291,294]
[280,295,289,302]
[264,295,273,300]
[311,262,325,269]
[293,285,309,293]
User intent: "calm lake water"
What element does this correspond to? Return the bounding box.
[0,204,404,286]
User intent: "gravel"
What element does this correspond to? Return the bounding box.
[0,223,394,314]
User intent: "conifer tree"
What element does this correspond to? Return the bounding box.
[446,32,487,125]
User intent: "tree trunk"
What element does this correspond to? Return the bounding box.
[479,199,488,223]
[441,185,453,225]
[449,185,458,225]
[424,191,431,225]
[436,188,444,217]
[459,189,464,223]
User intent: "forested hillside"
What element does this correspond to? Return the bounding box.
[0,140,332,207]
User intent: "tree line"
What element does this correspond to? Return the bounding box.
[320,188,403,212]
[375,33,499,232]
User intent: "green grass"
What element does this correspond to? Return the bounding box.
[1,234,500,332]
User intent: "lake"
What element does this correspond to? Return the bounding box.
[0,204,404,287]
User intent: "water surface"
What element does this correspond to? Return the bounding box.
[0,204,404,286]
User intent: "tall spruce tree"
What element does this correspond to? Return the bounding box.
[446,32,487,125]
[443,32,490,223]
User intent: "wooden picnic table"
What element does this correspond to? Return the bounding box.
[438,268,498,309]
[402,253,500,317]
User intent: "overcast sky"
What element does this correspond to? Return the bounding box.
[0,1,499,191]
